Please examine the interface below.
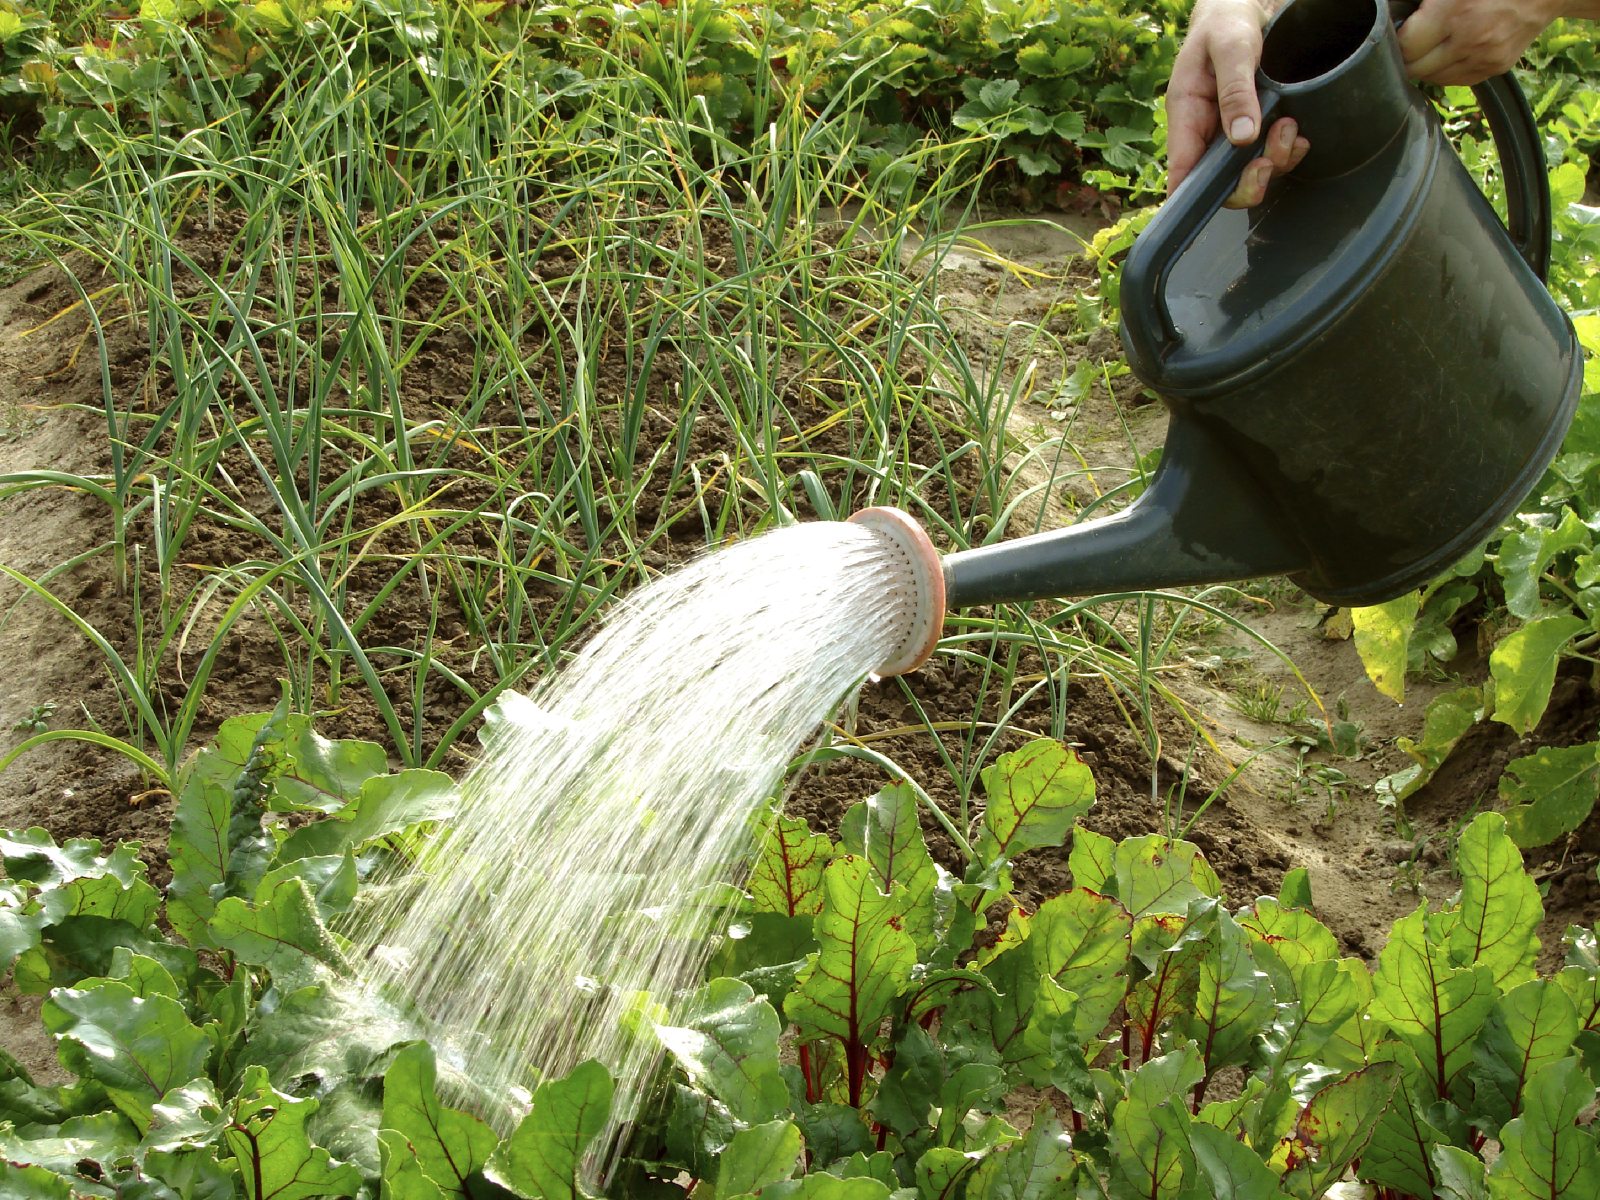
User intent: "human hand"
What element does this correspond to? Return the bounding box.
[1397,0,1567,86]
[1166,0,1310,207]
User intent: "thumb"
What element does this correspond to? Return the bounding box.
[1211,28,1264,144]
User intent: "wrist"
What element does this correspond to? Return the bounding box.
[1561,0,1600,19]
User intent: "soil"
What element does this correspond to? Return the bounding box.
[1,206,1596,1081]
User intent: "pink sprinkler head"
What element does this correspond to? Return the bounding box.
[845,506,947,678]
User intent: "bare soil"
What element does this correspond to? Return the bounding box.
[1,209,1596,1085]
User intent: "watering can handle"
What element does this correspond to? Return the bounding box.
[1386,0,1551,278]
[1122,34,1553,364]
[1119,87,1286,363]
[1468,72,1552,280]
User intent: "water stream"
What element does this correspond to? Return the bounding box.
[347,518,922,1169]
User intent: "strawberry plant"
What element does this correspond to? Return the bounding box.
[3,711,1597,1198]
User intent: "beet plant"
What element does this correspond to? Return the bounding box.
[1,706,1596,1198]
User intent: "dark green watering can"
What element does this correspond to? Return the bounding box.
[936,0,1583,614]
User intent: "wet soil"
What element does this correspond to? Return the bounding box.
[0,205,1594,1022]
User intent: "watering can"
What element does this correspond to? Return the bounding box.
[851,0,1583,677]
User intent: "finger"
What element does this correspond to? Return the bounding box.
[1405,41,1465,83]
[1211,27,1265,144]
[1286,135,1311,172]
[1168,130,1209,193]
[1224,160,1275,210]
[1396,1,1449,71]
[1165,40,1221,192]
[1261,117,1300,174]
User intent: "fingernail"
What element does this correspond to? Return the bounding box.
[1230,116,1256,142]
[1255,165,1273,190]
[1278,121,1298,148]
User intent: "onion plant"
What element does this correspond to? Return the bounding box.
[0,1,1286,826]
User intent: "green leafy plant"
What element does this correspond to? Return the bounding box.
[3,720,1595,1198]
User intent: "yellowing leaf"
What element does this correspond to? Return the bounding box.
[1490,614,1585,734]
[1352,592,1421,702]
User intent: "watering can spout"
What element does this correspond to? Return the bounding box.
[846,423,1306,679]
[941,421,1305,611]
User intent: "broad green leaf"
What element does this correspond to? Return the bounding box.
[1499,742,1600,849]
[1068,826,1114,893]
[934,1063,1006,1147]
[1487,1058,1600,1199]
[1355,1044,1449,1200]
[42,980,211,1133]
[1187,1121,1288,1200]
[904,966,996,1023]
[0,828,146,892]
[1125,912,1207,1060]
[1011,887,1131,1049]
[1450,813,1541,988]
[1377,686,1485,805]
[1260,957,1365,1073]
[664,1080,738,1180]
[978,78,1020,111]
[1318,966,1379,1073]
[973,740,1095,866]
[223,1066,363,1200]
[1371,905,1498,1097]
[1279,868,1313,910]
[0,830,160,932]
[655,977,787,1125]
[1110,1045,1203,1200]
[0,1161,79,1197]
[793,1102,874,1169]
[915,1147,976,1200]
[1033,887,1133,1042]
[485,1059,614,1200]
[1554,961,1600,1031]
[1469,979,1580,1132]
[1490,614,1585,733]
[1496,509,1590,620]
[380,1042,498,1192]
[1112,835,1218,918]
[763,1173,892,1200]
[871,1023,942,1137]
[107,949,182,1000]
[964,1115,1074,1200]
[837,1149,896,1184]
[786,856,916,1051]
[0,1110,138,1176]
[378,1128,448,1200]
[276,769,458,861]
[1352,591,1421,701]
[142,1146,239,1200]
[748,816,833,917]
[1279,1063,1400,1200]
[1433,1144,1491,1200]
[165,710,280,942]
[842,785,938,948]
[1176,908,1276,1076]
[270,723,389,813]
[0,904,44,972]
[165,764,233,943]
[1240,898,1339,971]
[209,877,347,975]
[256,852,358,919]
[145,1078,227,1154]
[12,914,158,995]
[1027,978,1095,1111]
[716,1120,801,1196]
